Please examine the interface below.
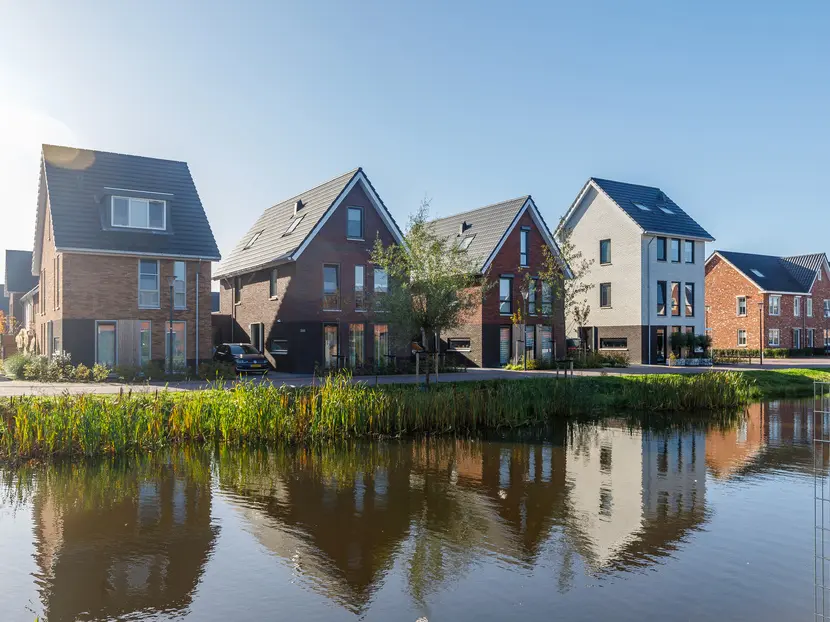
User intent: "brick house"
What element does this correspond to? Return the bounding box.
[213,168,405,373]
[3,250,38,333]
[705,251,830,351]
[429,196,567,367]
[26,144,220,368]
[559,178,715,364]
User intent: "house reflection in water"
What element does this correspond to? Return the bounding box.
[31,453,217,622]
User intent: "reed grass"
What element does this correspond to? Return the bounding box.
[0,372,754,461]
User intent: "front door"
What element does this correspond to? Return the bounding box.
[655,328,667,364]
[499,326,511,366]
[96,321,117,367]
[324,324,339,369]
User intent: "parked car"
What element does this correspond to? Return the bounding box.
[213,343,270,375]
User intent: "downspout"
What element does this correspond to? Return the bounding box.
[196,259,201,366]
[646,237,655,364]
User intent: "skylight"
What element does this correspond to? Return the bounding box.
[659,206,674,215]
[458,235,475,250]
[751,269,765,278]
[243,230,263,249]
[633,202,651,211]
[283,214,304,236]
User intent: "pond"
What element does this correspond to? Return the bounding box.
[0,399,825,621]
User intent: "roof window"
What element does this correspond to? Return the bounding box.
[283,214,304,236]
[243,230,263,250]
[750,269,765,278]
[459,235,475,250]
[659,206,674,215]
[633,202,651,211]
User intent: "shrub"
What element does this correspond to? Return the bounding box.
[23,356,49,380]
[113,364,142,383]
[2,353,35,379]
[198,361,236,380]
[141,360,167,381]
[91,364,111,382]
[75,363,91,382]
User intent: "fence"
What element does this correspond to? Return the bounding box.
[815,381,830,619]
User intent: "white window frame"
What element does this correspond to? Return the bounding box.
[825,329,830,348]
[737,329,747,347]
[173,261,186,310]
[736,296,747,317]
[768,295,781,316]
[793,327,802,349]
[447,338,472,352]
[794,296,801,317]
[807,297,813,318]
[138,259,160,309]
[825,299,830,318]
[111,196,166,230]
[768,328,780,347]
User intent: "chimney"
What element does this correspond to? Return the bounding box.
[294,199,303,216]
[459,221,469,235]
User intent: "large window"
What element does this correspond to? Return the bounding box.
[684,283,695,317]
[541,325,552,361]
[808,328,815,348]
[768,328,780,347]
[684,240,695,263]
[499,326,511,365]
[825,329,830,348]
[528,278,537,315]
[670,239,681,263]
[374,268,388,297]
[323,264,340,310]
[112,196,165,230]
[324,324,339,368]
[793,328,802,349]
[737,296,747,316]
[525,324,535,360]
[271,340,288,355]
[448,338,471,351]
[499,277,513,314]
[769,295,781,316]
[656,237,667,261]
[600,239,611,265]
[737,329,747,347]
[347,207,364,239]
[520,228,530,266]
[657,281,667,316]
[250,322,264,352]
[374,324,389,363]
[348,323,365,367]
[96,321,117,367]
[671,282,680,316]
[541,281,552,314]
[140,321,152,365]
[173,261,186,309]
[165,321,186,370]
[600,283,611,308]
[139,260,160,308]
[355,265,365,310]
[600,337,628,349]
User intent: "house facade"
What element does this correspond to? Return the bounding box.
[705,251,830,351]
[3,250,38,333]
[429,197,567,368]
[26,144,220,368]
[213,168,405,373]
[559,178,714,364]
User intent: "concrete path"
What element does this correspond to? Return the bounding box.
[1,358,829,396]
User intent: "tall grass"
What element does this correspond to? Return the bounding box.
[0,372,754,461]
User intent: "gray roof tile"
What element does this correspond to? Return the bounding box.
[715,250,827,293]
[4,250,38,293]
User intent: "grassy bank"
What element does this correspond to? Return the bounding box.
[740,368,830,398]
[0,372,755,461]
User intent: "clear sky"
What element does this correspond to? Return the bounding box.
[1,1,827,284]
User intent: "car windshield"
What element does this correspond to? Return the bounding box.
[229,344,259,355]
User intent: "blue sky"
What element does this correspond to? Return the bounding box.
[1,1,827,283]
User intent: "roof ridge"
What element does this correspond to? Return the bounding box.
[262,168,361,214]
[590,177,663,192]
[42,143,188,165]
[430,195,529,224]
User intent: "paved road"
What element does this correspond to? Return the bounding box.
[1,358,828,396]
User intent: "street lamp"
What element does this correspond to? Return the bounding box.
[520,287,530,371]
[758,300,764,366]
[167,275,176,375]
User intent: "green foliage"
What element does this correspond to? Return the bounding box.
[113,364,143,383]
[198,361,236,380]
[669,331,686,351]
[2,353,35,379]
[91,364,111,382]
[74,363,91,382]
[503,351,629,370]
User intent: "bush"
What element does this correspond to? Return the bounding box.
[198,361,236,380]
[2,353,35,379]
[75,363,91,382]
[91,364,111,382]
[141,360,167,381]
[113,364,143,383]
[23,356,49,380]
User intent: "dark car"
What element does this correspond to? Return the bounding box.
[566,338,590,355]
[213,343,270,375]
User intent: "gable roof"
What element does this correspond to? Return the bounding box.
[429,196,568,275]
[4,250,38,294]
[708,250,828,294]
[561,178,714,241]
[214,168,403,279]
[36,145,220,268]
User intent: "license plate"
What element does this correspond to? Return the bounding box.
[250,364,261,368]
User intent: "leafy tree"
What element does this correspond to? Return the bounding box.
[0,310,5,335]
[370,199,490,385]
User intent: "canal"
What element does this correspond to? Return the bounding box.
[0,399,822,621]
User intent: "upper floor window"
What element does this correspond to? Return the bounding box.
[323,264,340,310]
[270,268,278,299]
[656,281,667,316]
[528,278,537,315]
[499,277,513,314]
[685,283,695,317]
[541,281,552,314]
[599,283,611,308]
[374,268,388,305]
[173,261,186,309]
[656,237,667,261]
[520,228,530,266]
[671,282,680,316]
[355,265,365,310]
[807,297,813,318]
[736,296,747,317]
[769,295,781,316]
[794,296,802,317]
[139,259,160,308]
[112,197,165,230]
[684,240,694,263]
[600,239,611,265]
[347,207,364,239]
[825,299,830,318]
[670,239,681,263]
[233,277,242,304]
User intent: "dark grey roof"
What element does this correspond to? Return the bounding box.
[4,250,38,293]
[0,285,8,313]
[429,197,530,272]
[39,145,220,260]
[714,250,827,293]
[590,178,714,241]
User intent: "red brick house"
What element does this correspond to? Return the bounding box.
[213,168,405,373]
[705,251,830,351]
[26,145,220,368]
[429,197,567,367]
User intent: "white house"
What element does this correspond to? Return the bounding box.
[558,178,714,364]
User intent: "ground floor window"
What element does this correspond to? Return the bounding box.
[140,321,152,365]
[96,321,117,367]
[768,328,780,347]
[737,329,747,346]
[525,325,535,360]
[600,337,627,349]
[250,322,264,352]
[541,326,552,361]
[165,321,186,371]
[324,323,339,369]
[808,328,815,348]
[793,328,801,349]
[447,338,471,351]
[374,324,389,364]
[499,326,511,365]
[655,327,666,362]
[825,329,830,348]
[348,323,365,367]
[271,339,288,355]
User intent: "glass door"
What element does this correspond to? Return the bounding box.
[324,324,339,369]
[541,326,552,361]
[656,328,666,363]
[525,324,535,360]
[96,322,116,367]
[499,326,511,366]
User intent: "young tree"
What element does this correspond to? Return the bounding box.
[0,310,6,335]
[539,217,595,356]
[371,199,489,385]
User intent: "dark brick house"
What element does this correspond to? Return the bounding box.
[705,251,830,351]
[26,144,220,368]
[3,250,38,332]
[429,196,567,367]
[213,168,405,373]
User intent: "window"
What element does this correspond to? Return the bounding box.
[54,256,60,309]
[173,261,186,309]
[233,277,242,305]
[499,277,513,314]
[657,281,667,316]
[670,239,681,262]
[243,230,263,250]
[808,328,815,348]
[138,260,160,308]
[348,323,365,366]
[768,328,780,347]
[347,207,364,239]
[684,283,695,317]
[769,295,781,316]
[499,326,511,365]
[737,329,747,347]
[96,321,117,367]
[323,324,339,368]
[374,268,388,296]
[448,338,471,351]
[793,328,802,350]
[520,228,530,266]
[354,265,365,310]
[374,324,389,363]
[825,329,830,348]
[112,196,165,230]
[459,235,475,250]
[656,237,667,261]
[794,296,801,317]
[284,214,304,235]
[271,339,288,355]
[52,336,60,356]
[737,296,747,316]
[323,264,340,310]
[684,240,694,263]
[40,269,46,313]
[808,298,813,318]
[165,320,186,371]
[600,338,628,349]
[541,326,553,361]
[250,323,264,352]
[599,283,611,308]
[599,239,611,265]
[140,321,151,365]
[269,268,278,299]
[751,269,765,278]
[525,324,535,359]
[528,278,537,315]
[825,299,830,318]
[541,281,552,314]
[671,282,680,316]
[659,206,674,215]
[634,202,651,211]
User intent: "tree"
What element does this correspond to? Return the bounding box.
[370,199,490,385]
[539,217,595,356]
[0,310,6,335]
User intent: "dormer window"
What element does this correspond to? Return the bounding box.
[112,196,166,230]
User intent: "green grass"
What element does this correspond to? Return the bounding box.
[739,368,830,398]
